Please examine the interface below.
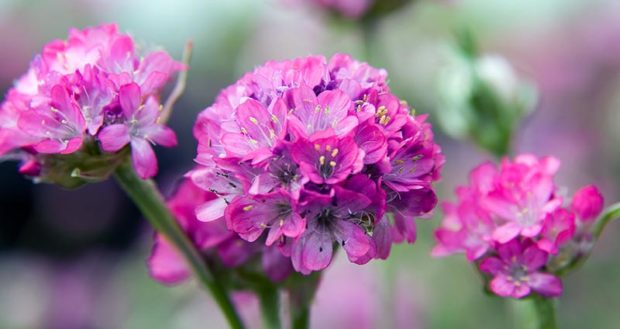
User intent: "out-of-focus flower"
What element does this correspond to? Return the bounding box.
[433,154,606,299]
[191,54,443,275]
[436,33,537,157]
[287,0,412,21]
[479,239,562,298]
[148,177,293,284]
[0,24,183,185]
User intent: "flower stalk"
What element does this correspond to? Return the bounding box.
[531,295,557,329]
[113,159,245,329]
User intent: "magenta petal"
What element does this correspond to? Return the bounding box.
[98,124,130,152]
[119,83,142,117]
[334,220,371,258]
[492,222,521,243]
[490,275,520,298]
[479,257,504,275]
[34,139,66,154]
[60,137,84,154]
[523,246,548,271]
[196,197,227,222]
[282,212,305,238]
[147,125,177,147]
[529,273,563,297]
[131,138,158,179]
[301,229,333,271]
[148,236,190,284]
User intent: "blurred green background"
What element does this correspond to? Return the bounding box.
[1,0,620,328]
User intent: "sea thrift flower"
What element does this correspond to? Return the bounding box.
[149,177,293,284]
[434,154,605,298]
[479,240,562,298]
[191,54,443,274]
[98,83,177,179]
[0,24,183,182]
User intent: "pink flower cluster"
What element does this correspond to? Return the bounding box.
[0,24,183,178]
[190,54,443,275]
[149,177,292,284]
[433,154,604,298]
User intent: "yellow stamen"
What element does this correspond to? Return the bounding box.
[243,205,254,212]
[329,161,336,167]
[331,148,339,157]
[325,145,332,152]
[319,156,326,165]
[314,143,321,151]
[249,117,258,125]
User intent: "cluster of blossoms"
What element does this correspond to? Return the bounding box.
[149,177,293,284]
[190,54,443,275]
[0,24,183,180]
[433,154,604,298]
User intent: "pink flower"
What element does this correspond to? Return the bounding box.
[434,154,606,299]
[17,85,85,154]
[537,208,576,254]
[480,240,562,298]
[291,135,364,185]
[98,83,177,179]
[571,185,604,223]
[225,189,304,245]
[0,23,183,180]
[483,155,562,243]
[191,54,443,274]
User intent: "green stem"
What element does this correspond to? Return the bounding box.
[532,295,557,329]
[257,285,281,329]
[113,159,245,329]
[288,272,321,329]
[593,202,620,239]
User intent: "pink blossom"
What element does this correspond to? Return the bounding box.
[0,23,183,179]
[480,240,562,298]
[98,83,177,179]
[191,54,443,274]
[434,154,606,299]
[571,185,604,222]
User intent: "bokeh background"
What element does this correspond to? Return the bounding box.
[2,0,620,328]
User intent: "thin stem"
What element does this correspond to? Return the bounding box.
[288,272,321,329]
[593,202,620,239]
[161,41,193,123]
[257,285,281,329]
[532,295,557,329]
[113,159,245,329]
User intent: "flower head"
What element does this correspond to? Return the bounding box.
[191,54,443,274]
[0,24,183,182]
[434,154,605,299]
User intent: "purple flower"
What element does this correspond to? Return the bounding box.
[98,83,177,179]
[291,187,373,274]
[292,135,364,185]
[225,189,304,245]
[480,240,562,298]
[191,54,443,274]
